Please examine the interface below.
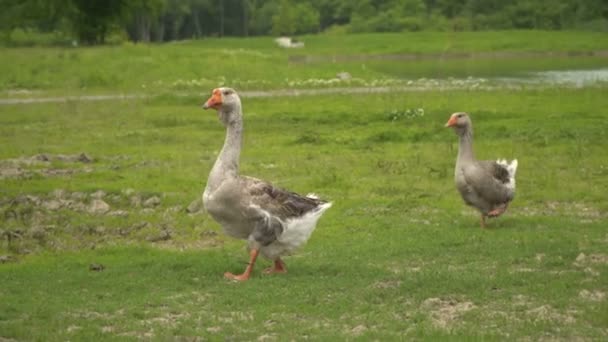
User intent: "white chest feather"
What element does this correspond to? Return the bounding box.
[202,185,252,239]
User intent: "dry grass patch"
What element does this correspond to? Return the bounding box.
[519,202,608,221]
[525,305,577,325]
[578,290,606,302]
[0,153,93,179]
[420,297,476,330]
[371,279,402,289]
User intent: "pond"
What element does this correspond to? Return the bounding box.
[488,68,608,88]
[525,68,608,87]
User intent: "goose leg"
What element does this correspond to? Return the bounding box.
[225,249,259,281]
[263,258,287,275]
[480,215,487,228]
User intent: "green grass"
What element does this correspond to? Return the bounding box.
[293,30,608,55]
[1,31,608,339]
[1,86,608,339]
[1,31,608,94]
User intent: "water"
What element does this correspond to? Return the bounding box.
[496,68,608,87]
[531,68,608,87]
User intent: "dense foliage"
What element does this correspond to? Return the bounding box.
[1,0,607,45]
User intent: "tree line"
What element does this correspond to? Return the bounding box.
[1,0,607,45]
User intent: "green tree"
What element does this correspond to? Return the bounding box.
[69,0,125,44]
[294,2,320,34]
[310,0,354,29]
[0,0,71,43]
[272,0,296,35]
[123,0,167,42]
[250,1,278,35]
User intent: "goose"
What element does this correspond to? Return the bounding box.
[445,112,518,228]
[201,87,332,281]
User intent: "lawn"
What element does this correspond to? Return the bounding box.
[1,30,608,95]
[1,31,608,340]
[2,87,607,339]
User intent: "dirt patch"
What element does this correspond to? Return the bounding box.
[206,326,222,333]
[89,199,111,214]
[0,255,15,263]
[520,202,608,221]
[525,305,576,325]
[348,324,368,337]
[579,290,606,302]
[0,189,214,254]
[385,259,428,275]
[421,297,476,330]
[257,334,277,341]
[118,330,154,339]
[142,311,190,328]
[2,153,93,165]
[0,166,91,179]
[100,326,115,333]
[573,253,608,266]
[1,189,164,216]
[68,309,120,321]
[0,153,94,179]
[186,198,203,214]
[216,311,254,324]
[512,294,533,307]
[66,325,82,333]
[371,280,402,289]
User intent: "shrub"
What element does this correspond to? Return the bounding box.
[400,17,424,32]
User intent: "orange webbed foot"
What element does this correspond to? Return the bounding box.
[263,259,287,275]
[224,272,250,282]
[487,204,508,217]
[224,249,259,281]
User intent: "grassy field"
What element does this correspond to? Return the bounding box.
[1,30,608,95]
[1,32,608,340]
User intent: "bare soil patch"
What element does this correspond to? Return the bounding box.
[371,280,402,289]
[420,297,476,330]
[519,201,608,220]
[0,153,93,179]
[525,305,577,325]
[573,253,608,267]
[578,289,606,302]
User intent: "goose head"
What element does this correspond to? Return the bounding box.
[203,87,242,125]
[445,112,472,136]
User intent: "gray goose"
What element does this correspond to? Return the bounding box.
[445,112,518,228]
[201,87,332,281]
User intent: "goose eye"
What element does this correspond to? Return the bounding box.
[223,90,231,96]
[457,114,463,118]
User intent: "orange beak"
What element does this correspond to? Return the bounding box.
[203,89,222,110]
[445,115,457,127]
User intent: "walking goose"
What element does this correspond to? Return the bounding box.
[445,112,518,228]
[201,87,332,281]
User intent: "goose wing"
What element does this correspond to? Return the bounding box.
[464,161,514,205]
[479,160,511,184]
[239,176,325,221]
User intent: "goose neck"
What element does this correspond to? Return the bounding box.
[457,128,475,163]
[207,108,243,189]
